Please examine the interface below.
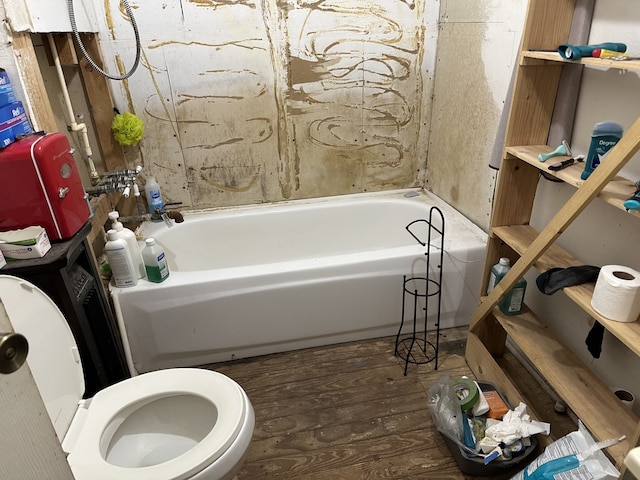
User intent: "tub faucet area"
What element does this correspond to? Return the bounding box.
[85,166,143,198]
[119,209,185,225]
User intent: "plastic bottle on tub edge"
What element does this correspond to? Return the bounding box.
[143,237,170,283]
[108,210,145,279]
[145,176,164,216]
[104,230,138,287]
[487,257,510,295]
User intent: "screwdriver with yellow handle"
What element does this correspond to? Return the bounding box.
[592,48,640,61]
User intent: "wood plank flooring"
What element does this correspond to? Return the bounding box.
[205,327,575,479]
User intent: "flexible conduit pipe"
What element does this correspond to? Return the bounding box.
[46,34,100,185]
[68,0,141,81]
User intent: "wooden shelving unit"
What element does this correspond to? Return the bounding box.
[465,0,640,470]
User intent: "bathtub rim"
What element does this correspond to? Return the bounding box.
[137,187,486,254]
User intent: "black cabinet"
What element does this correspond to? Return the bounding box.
[1,222,130,396]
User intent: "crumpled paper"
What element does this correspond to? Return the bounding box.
[484,402,550,445]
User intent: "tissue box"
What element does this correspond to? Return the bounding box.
[0,101,32,148]
[0,226,51,260]
[0,69,16,107]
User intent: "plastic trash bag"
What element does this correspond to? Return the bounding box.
[427,375,482,457]
[510,421,620,480]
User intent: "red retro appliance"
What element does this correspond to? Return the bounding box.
[0,132,90,241]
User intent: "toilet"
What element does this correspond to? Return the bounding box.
[0,275,255,480]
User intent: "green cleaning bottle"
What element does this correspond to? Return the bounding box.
[142,237,170,283]
[499,277,527,315]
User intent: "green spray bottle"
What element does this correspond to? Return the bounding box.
[581,121,623,180]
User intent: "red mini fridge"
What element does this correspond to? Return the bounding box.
[0,132,90,241]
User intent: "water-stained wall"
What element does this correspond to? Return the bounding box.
[99,0,437,210]
[426,0,526,229]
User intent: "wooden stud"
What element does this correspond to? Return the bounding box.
[10,32,57,133]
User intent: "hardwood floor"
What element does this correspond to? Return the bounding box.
[206,327,575,479]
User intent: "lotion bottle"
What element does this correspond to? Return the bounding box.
[108,211,145,279]
[145,176,164,216]
[104,230,138,287]
[142,237,170,283]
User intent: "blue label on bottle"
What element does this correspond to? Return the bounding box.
[149,188,163,214]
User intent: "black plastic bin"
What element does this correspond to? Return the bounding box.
[442,382,539,477]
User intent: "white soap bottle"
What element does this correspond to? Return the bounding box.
[142,237,170,283]
[145,176,164,215]
[104,230,138,287]
[108,211,146,279]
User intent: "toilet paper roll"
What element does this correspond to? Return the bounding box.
[591,265,640,323]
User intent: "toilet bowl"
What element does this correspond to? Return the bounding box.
[0,275,254,480]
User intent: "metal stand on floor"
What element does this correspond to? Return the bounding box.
[394,207,444,375]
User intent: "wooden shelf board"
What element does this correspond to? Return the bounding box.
[492,224,640,356]
[506,145,640,218]
[492,306,638,467]
[522,50,640,71]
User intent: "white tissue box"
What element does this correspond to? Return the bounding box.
[0,226,51,260]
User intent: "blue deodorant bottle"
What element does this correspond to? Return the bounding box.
[581,121,623,180]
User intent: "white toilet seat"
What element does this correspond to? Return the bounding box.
[0,275,252,480]
[66,368,247,480]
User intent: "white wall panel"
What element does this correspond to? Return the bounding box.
[2,0,97,33]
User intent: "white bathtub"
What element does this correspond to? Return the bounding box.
[111,189,486,374]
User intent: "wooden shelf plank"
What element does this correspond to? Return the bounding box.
[492,306,638,467]
[506,145,640,218]
[523,50,640,71]
[492,224,640,356]
[466,332,529,411]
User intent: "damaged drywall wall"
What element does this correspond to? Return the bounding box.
[98,0,438,209]
[426,0,526,230]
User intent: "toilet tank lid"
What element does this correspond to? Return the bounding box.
[0,275,85,443]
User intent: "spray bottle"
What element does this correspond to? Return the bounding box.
[580,121,623,180]
[108,211,146,279]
